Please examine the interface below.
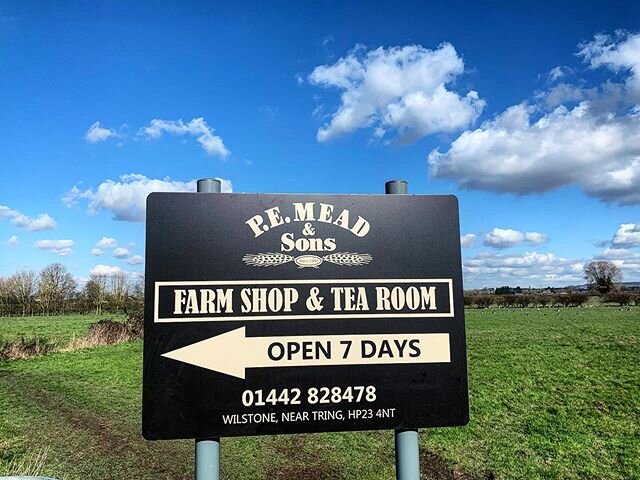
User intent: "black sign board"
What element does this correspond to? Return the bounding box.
[143,193,468,440]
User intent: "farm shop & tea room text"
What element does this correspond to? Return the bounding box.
[173,284,438,315]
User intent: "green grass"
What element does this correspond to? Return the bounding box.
[428,307,640,479]
[0,307,638,479]
[0,313,124,347]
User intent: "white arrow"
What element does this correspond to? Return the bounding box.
[161,327,450,379]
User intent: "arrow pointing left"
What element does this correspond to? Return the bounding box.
[162,327,451,379]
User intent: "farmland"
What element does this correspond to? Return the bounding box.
[0,314,124,347]
[1,307,639,479]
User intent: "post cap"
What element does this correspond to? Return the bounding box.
[385,180,408,194]
[197,178,222,193]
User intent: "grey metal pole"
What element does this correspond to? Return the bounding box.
[195,439,220,480]
[395,430,420,479]
[195,177,222,480]
[384,179,408,195]
[386,179,420,480]
[197,178,222,194]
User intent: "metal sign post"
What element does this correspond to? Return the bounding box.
[385,180,420,480]
[195,178,221,480]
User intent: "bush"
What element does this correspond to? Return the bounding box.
[515,295,531,308]
[125,314,144,338]
[475,295,494,309]
[463,294,475,307]
[553,293,589,307]
[496,295,516,308]
[67,316,143,350]
[553,294,570,307]
[533,294,552,307]
[0,336,51,360]
[569,293,590,307]
[604,291,634,306]
[496,295,533,308]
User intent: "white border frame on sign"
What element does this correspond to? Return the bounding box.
[154,278,455,323]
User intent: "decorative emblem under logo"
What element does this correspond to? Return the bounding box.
[242,252,373,269]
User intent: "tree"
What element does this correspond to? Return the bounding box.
[0,277,12,315]
[583,261,622,293]
[130,274,144,299]
[37,263,77,314]
[109,272,129,312]
[85,274,108,314]
[126,274,145,317]
[9,270,37,315]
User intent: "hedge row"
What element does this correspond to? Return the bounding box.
[464,292,640,308]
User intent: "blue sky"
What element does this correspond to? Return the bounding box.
[1,1,640,289]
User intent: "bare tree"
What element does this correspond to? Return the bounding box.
[110,272,129,312]
[9,270,37,315]
[584,261,622,294]
[85,274,109,314]
[0,277,12,315]
[37,263,77,315]
[130,274,144,299]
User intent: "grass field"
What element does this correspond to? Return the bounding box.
[0,308,638,479]
[0,314,124,347]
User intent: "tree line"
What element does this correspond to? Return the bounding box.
[0,263,143,316]
[0,260,635,316]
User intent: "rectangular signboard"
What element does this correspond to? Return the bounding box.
[143,193,468,440]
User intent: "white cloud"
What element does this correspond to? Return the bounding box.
[429,102,640,205]
[538,83,593,108]
[90,264,126,276]
[547,66,573,83]
[465,222,640,286]
[483,228,547,249]
[11,213,57,231]
[308,43,485,142]
[596,246,640,278]
[578,31,640,98]
[524,231,547,244]
[140,117,230,158]
[35,239,74,257]
[113,247,130,259]
[6,235,18,248]
[127,254,144,265]
[91,248,104,256]
[601,247,633,258]
[429,31,640,206]
[460,233,476,248]
[64,173,232,222]
[85,121,118,143]
[95,237,118,248]
[463,251,584,288]
[596,223,640,278]
[0,206,14,217]
[0,205,56,231]
[611,223,640,247]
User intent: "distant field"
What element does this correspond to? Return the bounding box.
[0,314,124,347]
[0,307,638,479]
